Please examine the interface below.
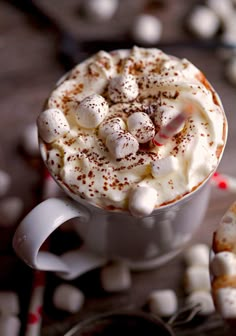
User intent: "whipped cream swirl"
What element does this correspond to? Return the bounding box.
[38,47,227,214]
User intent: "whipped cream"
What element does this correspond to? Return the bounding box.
[38,47,227,215]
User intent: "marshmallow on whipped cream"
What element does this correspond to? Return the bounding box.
[38,47,227,215]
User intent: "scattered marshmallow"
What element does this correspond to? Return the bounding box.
[0,197,24,227]
[184,244,210,267]
[98,117,126,141]
[207,0,233,22]
[105,131,139,159]
[210,251,236,277]
[213,212,236,254]
[222,14,236,45]
[128,186,157,217]
[127,112,155,143]
[187,5,220,39]
[82,0,119,21]
[148,289,178,317]
[0,316,21,336]
[0,170,11,197]
[131,14,162,45]
[184,266,211,293]
[53,284,84,314]
[0,291,20,315]
[100,262,131,292]
[215,287,236,319]
[185,291,215,316]
[151,156,178,178]
[75,94,109,129]
[108,74,139,103]
[225,57,236,86]
[37,108,70,143]
[20,123,39,156]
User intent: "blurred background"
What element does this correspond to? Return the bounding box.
[0,0,236,335]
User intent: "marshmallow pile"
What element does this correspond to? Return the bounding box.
[183,244,215,316]
[187,0,236,86]
[211,201,236,320]
[38,47,226,216]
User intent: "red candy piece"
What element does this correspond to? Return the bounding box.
[218,180,228,189]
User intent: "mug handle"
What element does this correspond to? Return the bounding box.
[12,197,107,280]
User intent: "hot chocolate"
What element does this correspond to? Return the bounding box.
[37,46,227,216]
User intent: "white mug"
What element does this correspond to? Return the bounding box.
[13,172,212,280]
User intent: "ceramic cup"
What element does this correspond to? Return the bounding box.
[12,64,227,280]
[13,158,216,280]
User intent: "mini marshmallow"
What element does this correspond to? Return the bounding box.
[83,0,119,21]
[37,108,70,143]
[221,17,236,45]
[210,251,236,277]
[0,316,21,336]
[184,244,210,267]
[213,212,236,254]
[187,5,220,39]
[215,287,236,319]
[20,123,39,156]
[98,117,126,141]
[131,14,162,45]
[184,266,211,294]
[207,0,233,21]
[185,291,215,315]
[75,94,109,129]
[127,112,155,143]
[128,186,158,217]
[0,197,24,227]
[53,284,84,313]
[0,170,11,197]
[100,262,131,292]
[225,57,236,86]
[108,74,139,103]
[148,289,178,317]
[106,131,139,159]
[151,156,178,178]
[0,291,20,315]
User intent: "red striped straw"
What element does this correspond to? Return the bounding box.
[25,171,59,336]
[152,104,193,147]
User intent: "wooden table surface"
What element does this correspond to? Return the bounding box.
[1,1,236,335]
